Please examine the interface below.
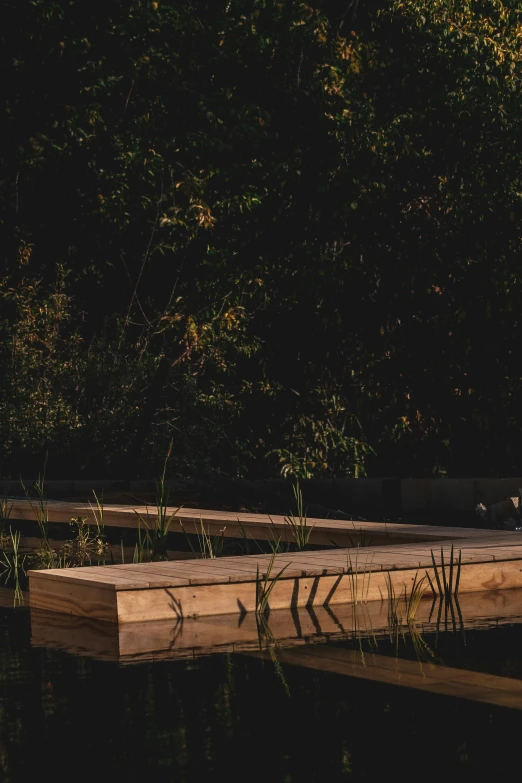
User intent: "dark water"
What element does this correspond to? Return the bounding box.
[2,605,522,782]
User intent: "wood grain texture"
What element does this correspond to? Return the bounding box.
[29,577,118,622]
[108,558,522,621]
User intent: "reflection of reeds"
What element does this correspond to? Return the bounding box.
[255,613,291,697]
[344,550,374,657]
[351,602,380,654]
[408,619,438,664]
[384,568,437,662]
[406,570,428,623]
[0,496,13,534]
[0,528,26,606]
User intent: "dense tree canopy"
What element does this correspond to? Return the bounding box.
[1,0,522,479]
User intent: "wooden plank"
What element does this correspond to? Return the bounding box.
[29,577,118,622]
[28,569,143,590]
[27,567,189,589]
[101,561,247,583]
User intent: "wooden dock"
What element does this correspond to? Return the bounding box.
[28,525,522,623]
[10,497,490,546]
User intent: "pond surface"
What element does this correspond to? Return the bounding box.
[1,594,522,781]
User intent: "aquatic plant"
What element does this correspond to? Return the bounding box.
[0,495,12,533]
[88,490,107,539]
[283,481,315,551]
[255,613,291,697]
[385,573,404,653]
[179,518,226,559]
[262,521,292,555]
[0,528,26,605]
[255,551,289,618]
[384,568,437,662]
[426,545,462,601]
[345,550,374,608]
[406,570,429,624]
[133,440,181,560]
[69,516,109,566]
[30,543,71,570]
[239,517,290,557]
[21,469,49,545]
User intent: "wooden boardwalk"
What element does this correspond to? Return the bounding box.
[11,497,491,547]
[28,524,522,623]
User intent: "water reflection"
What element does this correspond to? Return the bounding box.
[27,587,522,710]
[255,644,522,710]
[28,587,520,652]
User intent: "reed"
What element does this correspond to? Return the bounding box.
[179,519,226,559]
[406,570,428,624]
[408,619,437,664]
[21,471,49,545]
[345,550,374,608]
[88,491,106,539]
[347,529,373,549]
[0,496,13,532]
[284,481,314,551]
[384,568,436,662]
[265,519,290,555]
[133,441,181,560]
[427,545,462,601]
[237,520,262,556]
[385,573,404,653]
[255,551,289,618]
